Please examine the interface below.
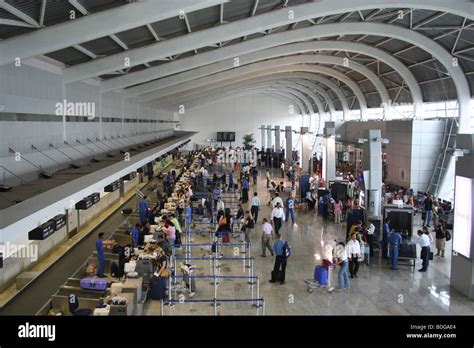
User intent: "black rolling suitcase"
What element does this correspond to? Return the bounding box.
[149,275,167,300]
[271,270,283,283]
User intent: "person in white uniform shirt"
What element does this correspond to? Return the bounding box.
[346,233,361,278]
[216,197,225,213]
[366,219,376,257]
[412,229,431,272]
[261,218,274,257]
[280,162,285,178]
[271,202,285,235]
[272,192,284,208]
[250,192,261,223]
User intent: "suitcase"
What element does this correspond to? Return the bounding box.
[149,275,167,300]
[80,277,107,291]
[222,232,230,243]
[314,266,328,286]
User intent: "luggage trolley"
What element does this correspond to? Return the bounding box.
[304,260,335,293]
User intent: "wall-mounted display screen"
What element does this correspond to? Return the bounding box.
[453,175,472,259]
[217,132,235,142]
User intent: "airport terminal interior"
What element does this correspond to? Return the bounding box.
[0,0,473,317]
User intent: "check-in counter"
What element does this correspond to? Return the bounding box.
[121,277,146,315]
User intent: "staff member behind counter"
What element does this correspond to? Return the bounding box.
[96,232,114,278]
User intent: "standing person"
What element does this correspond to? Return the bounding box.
[250,192,261,223]
[271,202,285,235]
[185,202,192,234]
[366,219,376,257]
[388,229,402,270]
[241,177,249,203]
[412,229,431,272]
[382,219,391,259]
[131,223,140,248]
[280,161,285,178]
[139,196,148,225]
[285,194,295,224]
[296,162,301,177]
[290,170,296,190]
[272,192,284,208]
[306,190,316,210]
[169,214,182,247]
[163,222,176,257]
[435,222,446,257]
[228,171,234,192]
[333,199,343,223]
[270,234,287,285]
[346,233,361,278]
[216,197,225,212]
[242,210,255,245]
[266,170,271,188]
[212,185,222,210]
[261,218,274,257]
[96,233,106,278]
[252,167,258,185]
[423,194,433,227]
[334,242,350,291]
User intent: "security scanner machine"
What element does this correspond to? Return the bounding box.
[383,203,414,239]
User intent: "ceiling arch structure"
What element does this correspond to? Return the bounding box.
[0,0,472,130]
[165,79,324,117]
[146,63,369,118]
[122,41,422,117]
[172,85,311,116]
[138,54,390,108]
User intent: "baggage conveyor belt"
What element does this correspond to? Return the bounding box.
[0,171,169,315]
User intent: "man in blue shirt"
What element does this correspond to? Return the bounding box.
[96,233,106,278]
[139,196,148,225]
[131,223,140,248]
[382,218,391,259]
[388,230,402,270]
[270,234,287,285]
[241,178,249,203]
[285,195,295,224]
[212,186,222,210]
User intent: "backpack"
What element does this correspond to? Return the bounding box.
[445,230,452,242]
[110,262,119,278]
[282,241,292,258]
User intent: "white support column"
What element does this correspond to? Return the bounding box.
[323,122,336,186]
[300,127,310,174]
[266,125,272,150]
[274,125,281,153]
[285,126,292,163]
[362,129,384,219]
[98,92,103,140]
[261,125,266,149]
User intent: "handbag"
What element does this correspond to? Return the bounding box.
[160,268,171,277]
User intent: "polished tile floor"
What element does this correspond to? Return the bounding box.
[146,169,474,316]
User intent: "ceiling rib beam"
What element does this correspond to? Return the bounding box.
[0,18,36,28]
[73,44,97,59]
[39,0,47,27]
[0,0,229,66]
[0,0,41,28]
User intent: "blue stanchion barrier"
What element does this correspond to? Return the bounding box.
[178,243,246,247]
[188,230,245,234]
[163,298,263,303]
[174,257,253,261]
[171,275,257,279]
